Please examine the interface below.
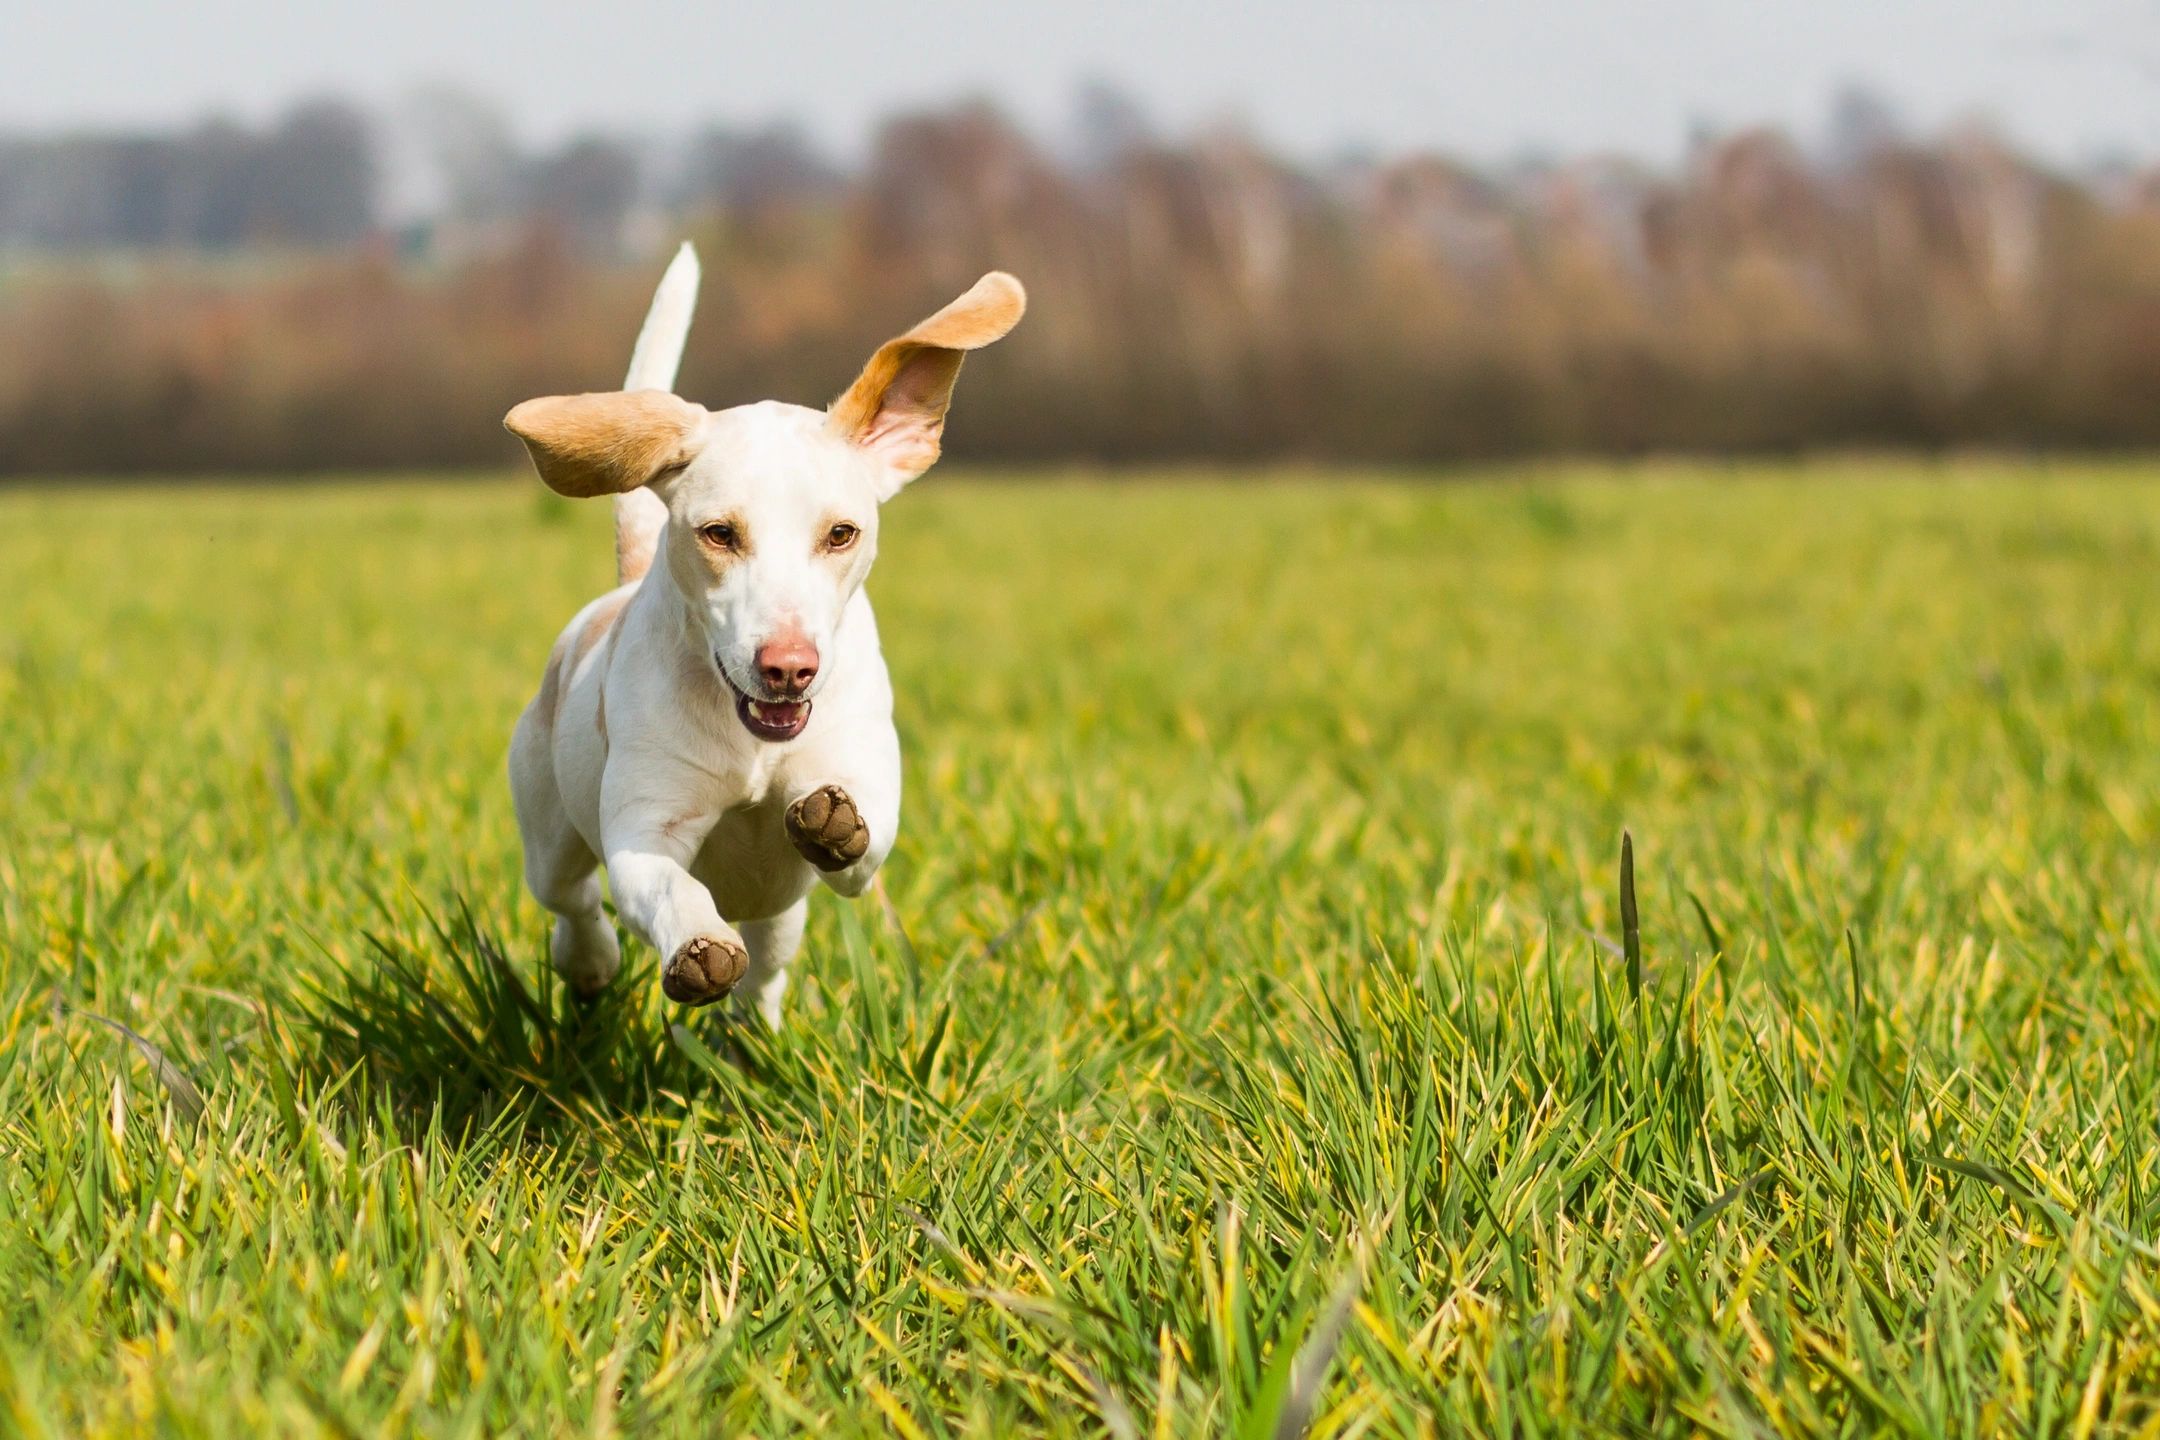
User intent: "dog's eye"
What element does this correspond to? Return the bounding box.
[698,522,739,550]
[825,523,860,551]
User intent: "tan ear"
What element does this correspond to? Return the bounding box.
[829,272,1025,490]
[504,390,706,498]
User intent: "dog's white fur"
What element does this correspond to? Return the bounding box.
[505,245,1023,1024]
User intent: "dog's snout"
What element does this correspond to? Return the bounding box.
[755,637,819,696]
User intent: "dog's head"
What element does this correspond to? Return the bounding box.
[506,272,1023,742]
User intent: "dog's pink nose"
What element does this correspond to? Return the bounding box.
[756,637,819,696]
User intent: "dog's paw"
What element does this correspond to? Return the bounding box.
[551,915,621,999]
[662,934,748,1006]
[786,784,870,872]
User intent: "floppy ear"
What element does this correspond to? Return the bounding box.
[504,390,706,498]
[829,272,1025,495]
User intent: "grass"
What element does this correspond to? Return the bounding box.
[2,458,2159,1436]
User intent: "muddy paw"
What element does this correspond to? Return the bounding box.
[662,934,748,1006]
[786,784,870,872]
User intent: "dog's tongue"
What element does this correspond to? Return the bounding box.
[749,699,805,725]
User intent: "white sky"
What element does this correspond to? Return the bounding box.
[5,0,2160,166]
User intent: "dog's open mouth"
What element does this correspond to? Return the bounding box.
[719,658,810,742]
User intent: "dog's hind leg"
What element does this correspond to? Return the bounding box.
[527,831,621,998]
[511,712,621,996]
[734,900,807,1029]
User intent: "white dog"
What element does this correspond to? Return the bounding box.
[504,245,1024,1024]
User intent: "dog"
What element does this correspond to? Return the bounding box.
[504,244,1023,1024]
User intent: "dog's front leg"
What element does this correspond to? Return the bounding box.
[602,794,745,1006]
[784,763,899,899]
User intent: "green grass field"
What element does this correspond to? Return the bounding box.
[4,461,2159,1436]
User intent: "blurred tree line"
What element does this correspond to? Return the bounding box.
[5,88,2160,473]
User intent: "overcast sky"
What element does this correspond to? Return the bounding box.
[6,0,2160,166]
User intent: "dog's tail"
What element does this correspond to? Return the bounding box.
[613,241,701,584]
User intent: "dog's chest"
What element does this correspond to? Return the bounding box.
[691,794,812,921]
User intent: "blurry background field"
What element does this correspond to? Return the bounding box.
[4,464,2159,1434]
[12,99,2160,474]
